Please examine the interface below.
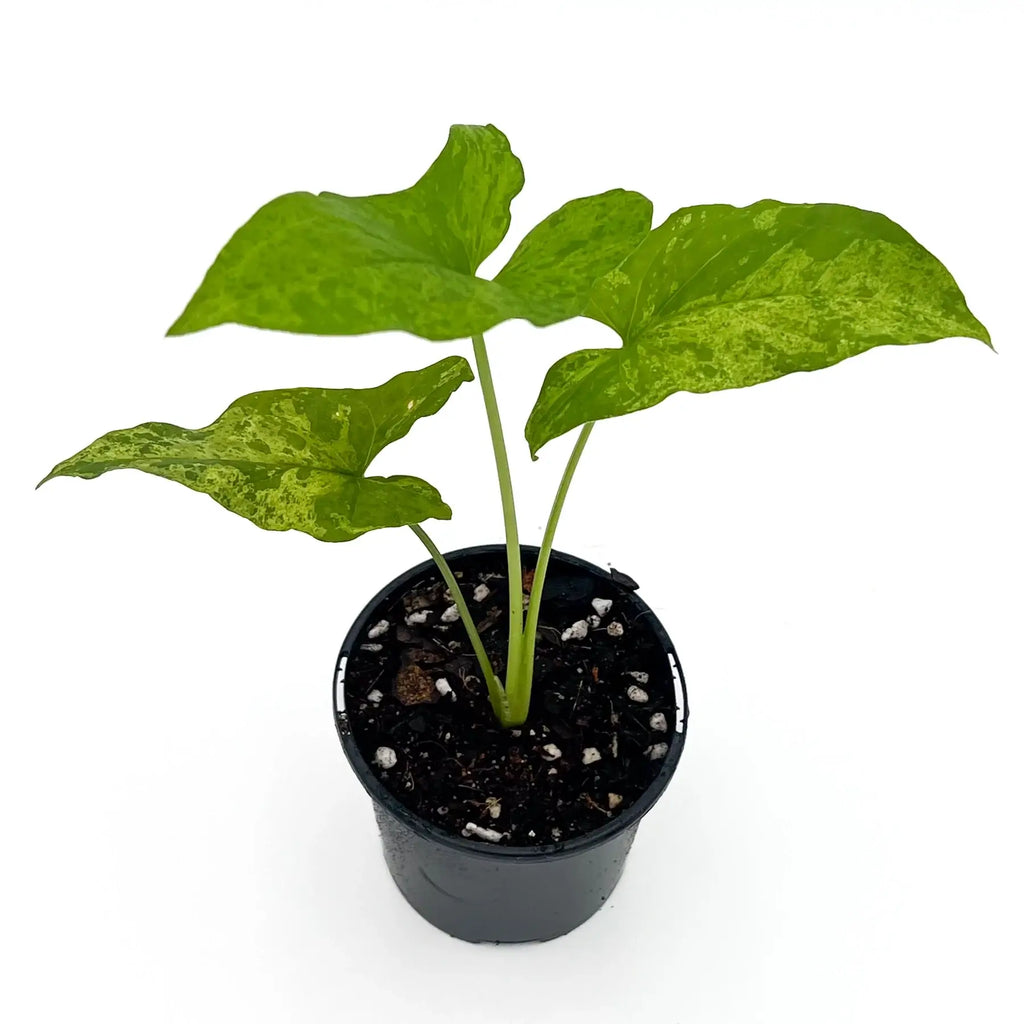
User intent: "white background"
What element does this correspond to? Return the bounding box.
[3,2,1021,1021]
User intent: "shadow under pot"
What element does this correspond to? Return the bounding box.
[333,544,688,943]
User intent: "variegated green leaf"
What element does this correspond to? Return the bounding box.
[167,122,653,342]
[526,200,991,456]
[38,357,474,542]
[167,124,525,340]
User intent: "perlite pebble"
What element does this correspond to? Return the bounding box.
[367,620,389,639]
[541,743,563,761]
[587,614,601,628]
[649,712,668,732]
[462,822,505,843]
[360,643,383,653]
[646,742,669,761]
[591,597,613,617]
[472,584,490,602]
[628,670,649,684]
[404,610,429,625]
[582,747,602,765]
[561,620,589,641]
[607,621,624,637]
[627,684,649,703]
[366,689,383,705]
[435,678,453,699]
[373,746,397,769]
[441,604,461,623]
[608,793,623,810]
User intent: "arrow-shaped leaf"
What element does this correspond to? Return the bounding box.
[526,200,991,456]
[39,356,474,542]
[167,122,652,342]
[167,124,524,340]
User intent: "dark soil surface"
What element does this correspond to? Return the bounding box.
[339,550,679,847]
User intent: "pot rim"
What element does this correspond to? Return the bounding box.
[333,543,688,861]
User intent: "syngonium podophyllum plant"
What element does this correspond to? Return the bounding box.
[40,124,990,728]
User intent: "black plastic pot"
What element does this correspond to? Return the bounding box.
[333,545,688,943]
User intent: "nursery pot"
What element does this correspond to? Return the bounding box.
[333,545,688,943]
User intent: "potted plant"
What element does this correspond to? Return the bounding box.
[38,124,990,943]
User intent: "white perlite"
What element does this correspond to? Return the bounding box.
[607,621,624,638]
[367,620,389,639]
[440,603,461,623]
[608,793,623,810]
[366,689,383,706]
[646,742,669,761]
[541,743,563,761]
[591,597,613,617]
[462,822,505,843]
[373,746,397,769]
[360,643,383,653]
[485,797,501,820]
[404,610,429,625]
[628,670,649,684]
[587,614,601,628]
[561,620,589,641]
[649,712,668,732]
[611,733,619,758]
[435,678,454,699]
[582,747,602,765]
[472,583,490,602]
[627,684,649,703]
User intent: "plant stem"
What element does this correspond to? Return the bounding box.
[470,333,524,720]
[409,523,509,723]
[509,421,595,724]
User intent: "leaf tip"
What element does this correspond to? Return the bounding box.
[958,310,994,352]
[525,430,542,462]
[165,314,189,337]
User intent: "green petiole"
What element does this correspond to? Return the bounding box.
[471,333,525,724]
[414,338,594,728]
[508,420,594,724]
[409,523,508,723]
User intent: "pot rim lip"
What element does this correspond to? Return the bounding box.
[333,543,688,861]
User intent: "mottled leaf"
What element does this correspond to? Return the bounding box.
[39,357,474,542]
[167,124,525,340]
[526,200,991,456]
[167,122,653,341]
